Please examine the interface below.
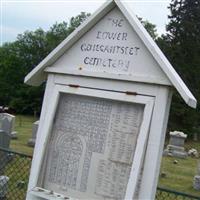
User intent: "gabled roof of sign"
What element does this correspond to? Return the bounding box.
[24,0,197,108]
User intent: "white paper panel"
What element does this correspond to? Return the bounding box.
[40,94,144,199]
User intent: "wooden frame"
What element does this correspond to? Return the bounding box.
[24,0,196,199]
[138,87,172,199]
[26,84,154,200]
[24,0,196,108]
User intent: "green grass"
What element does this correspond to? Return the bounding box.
[158,139,200,196]
[159,156,200,196]
[5,115,36,199]
[10,115,38,155]
[8,115,200,197]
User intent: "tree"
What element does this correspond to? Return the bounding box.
[158,0,200,136]
[0,11,157,116]
[138,17,158,40]
[0,12,90,115]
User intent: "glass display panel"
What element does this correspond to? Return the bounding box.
[39,93,144,199]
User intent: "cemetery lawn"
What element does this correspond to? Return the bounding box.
[10,115,200,196]
[10,115,38,156]
[159,156,200,196]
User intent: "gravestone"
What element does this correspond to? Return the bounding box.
[0,130,11,174]
[193,161,200,190]
[188,148,199,158]
[164,131,188,158]
[193,129,200,141]
[193,176,200,190]
[24,0,197,199]
[0,113,17,139]
[0,176,9,199]
[0,130,11,149]
[27,120,39,147]
[1,118,11,137]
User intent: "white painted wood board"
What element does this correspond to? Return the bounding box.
[24,0,196,108]
[47,7,171,86]
[138,87,173,199]
[26,84,154,200]
[53,74,162,97]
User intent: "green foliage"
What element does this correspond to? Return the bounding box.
[0,11,155,115]
[138,17,158,40]
[157,0,200,137]
[0,12,90,114]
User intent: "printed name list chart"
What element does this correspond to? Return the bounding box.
[41,94,144,199]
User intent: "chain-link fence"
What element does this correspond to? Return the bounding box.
[0,147,32,200]
[156,187,200,200]
[0,147,199,200]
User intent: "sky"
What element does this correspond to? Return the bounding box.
[1,0,171,46]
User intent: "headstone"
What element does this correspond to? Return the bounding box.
[164,131,188,158]
[10,131,18,140]
[1,118,11,135]
[0,130,11,149]
[0,113,17,139]
[0,130,11,174]
[193,176,200,190]
[193,161,200,190]
[27,120,39,147]
[188,148,199,158]
[0,106,3,113]
[0,176,9,199]
[17,180,26,189]
[193,129,200,141]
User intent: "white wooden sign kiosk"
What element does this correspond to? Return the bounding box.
[24,0,196,199]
